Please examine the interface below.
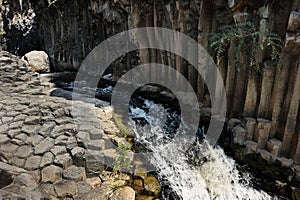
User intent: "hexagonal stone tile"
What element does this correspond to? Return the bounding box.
[41,165,63,183]
[0,134,9,144]
[54,135,68,145]
[35,137,54,155]
[40,183,57,197]
[9,121,23,129]
[76,181,92,194]
[0,124,9,134]
[11,138,26,146]
[54,153,73,169]
[71,147,85,167]
[14,105,27,112]
[14,133,28,142]
[21,125,41,135]
[10,157,25,168]
[26,135,44,146]
[2,117,13,124]
[40,152,54,168]
[55,117,74,125]
[7,129,21,138]
[51,124,78,138]
[14,173,38,190]
[14,145,33,158]
[24,156,41,170]
[14,114,27,121]
[63,165,86,182]
[76,131,90,143]
[0,142,18,153]
[87,140,105,151]
[24,116,40,125]
[85,177,102,189]
[89,129,103,140]
[39,121,56,137]
[54,180,78,198]
[50,146,67,156]
[6,111,20,117]
[29,169,41,183]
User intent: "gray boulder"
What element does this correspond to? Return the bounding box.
[23,51,50,73]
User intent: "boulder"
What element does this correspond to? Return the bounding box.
[144,176,161,197]
[109,186,135,200]
[23,51,50,73]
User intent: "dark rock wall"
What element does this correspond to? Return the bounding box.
[33,0,128,71]
[0,0,40,55]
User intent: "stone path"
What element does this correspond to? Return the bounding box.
[0,51,137,199]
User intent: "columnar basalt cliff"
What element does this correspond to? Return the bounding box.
[1,0,300,184]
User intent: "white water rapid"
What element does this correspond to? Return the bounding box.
[129,100,276,200]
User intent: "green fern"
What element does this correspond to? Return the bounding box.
[208,22,284,71]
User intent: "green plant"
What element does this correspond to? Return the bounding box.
[110,182,124,191]
[208,22,284,71]
[112,142,133,176]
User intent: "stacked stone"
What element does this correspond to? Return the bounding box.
[0,51,139,199]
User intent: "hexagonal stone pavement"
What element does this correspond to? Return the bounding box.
[0,51,138,199]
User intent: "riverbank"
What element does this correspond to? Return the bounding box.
[0,50,160,199]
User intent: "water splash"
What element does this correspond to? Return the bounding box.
[130,101,275,200]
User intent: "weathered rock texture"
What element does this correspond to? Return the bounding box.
[0,0,300,176]
[0,51,161,199]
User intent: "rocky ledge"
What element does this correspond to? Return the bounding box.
[227,118,300,198]
[0,51,160,200]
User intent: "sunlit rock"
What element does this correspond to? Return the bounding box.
[22,51,50,73]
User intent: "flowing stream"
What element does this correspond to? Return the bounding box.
[49,76,282,200]
[130,100,276,200]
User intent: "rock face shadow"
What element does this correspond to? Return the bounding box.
[0,170,13,189]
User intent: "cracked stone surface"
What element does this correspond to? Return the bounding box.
[34,137,54,155]
[0,51,137,199]
[41,165,63,183]
[63,165,86,182]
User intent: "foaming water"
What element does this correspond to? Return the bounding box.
[130,100,275,200]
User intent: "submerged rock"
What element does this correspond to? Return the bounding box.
[143,176,161,197]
